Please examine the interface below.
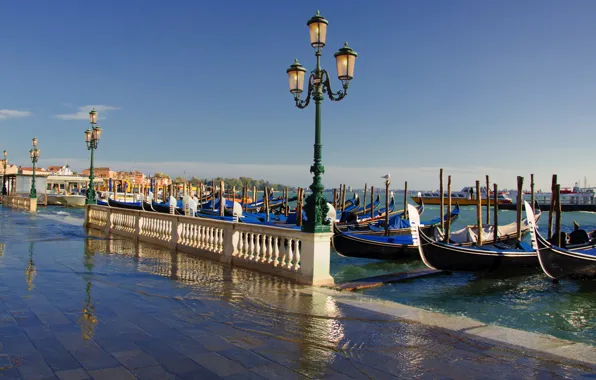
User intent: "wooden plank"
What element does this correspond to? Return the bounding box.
[337,268,444,291]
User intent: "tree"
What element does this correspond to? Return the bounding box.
[174,176,185,184]
[154,172,169,178]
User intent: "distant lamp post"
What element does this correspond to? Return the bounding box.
[29,138,40,199]
[2,150,7,195]
[287,11,357,233]
[85,108,103,205]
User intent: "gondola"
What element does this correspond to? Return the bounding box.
[417,201,539,273]
[338,201,425,232]
[437,209,542,245]
[340,194,396,225]
[142,201,184,215]
[331,204,459,260]
[536,230,596,280]
[107,197,144,210]
[338,194,361,222]
[352,194,381,217]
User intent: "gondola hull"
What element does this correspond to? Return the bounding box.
[107,198,143,210]
[417,201,540,273]
[536,232,596,280]
[418,233,538,272]
[331,204,457,260]
[331,224,420,260]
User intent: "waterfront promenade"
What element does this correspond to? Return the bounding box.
[0,207,595,379]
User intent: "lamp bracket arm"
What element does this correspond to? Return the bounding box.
[295,74,315,109]
[322,70,347,101]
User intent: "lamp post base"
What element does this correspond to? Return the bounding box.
[29,197,37,213]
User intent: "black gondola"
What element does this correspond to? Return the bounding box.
[107,197,144,210]
[536,230,596,280]
[417,201,539,273]
[331,204,460,261]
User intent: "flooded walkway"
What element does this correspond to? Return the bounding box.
[0,208,595,379]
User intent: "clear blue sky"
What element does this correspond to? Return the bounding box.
[1,0,596,190]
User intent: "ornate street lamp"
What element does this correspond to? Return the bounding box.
[287,11,357,233]
[2,150,7,195]
[29,138,40,199]
[85,108,103,205]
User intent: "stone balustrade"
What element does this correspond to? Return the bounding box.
[2,195,37,212]
[85,205,334,286]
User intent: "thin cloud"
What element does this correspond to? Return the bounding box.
[0,109,33,120]
[55,105,120,120]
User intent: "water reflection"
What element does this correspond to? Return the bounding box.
[25,241,36,291]
[86,230,355,377]
[79,280,98,340]
[80,238,98,340]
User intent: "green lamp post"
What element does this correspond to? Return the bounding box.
[2,150,7,195]
[85,109,103,205]
[287,11,358,233]
[29,138,40,199]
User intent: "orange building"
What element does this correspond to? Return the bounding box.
[82,167,114,178]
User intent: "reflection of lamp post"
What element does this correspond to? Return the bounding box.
[80,281,98,340]
[81,238,98,340]
[29,138,40,199]
[26,241,36,291]
[2,150,7,195]
[85,109,103,205]
[287,11,357,233]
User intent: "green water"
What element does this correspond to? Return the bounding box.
[329,193,596,346]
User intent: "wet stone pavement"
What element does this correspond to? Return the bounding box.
[0,208,595,379]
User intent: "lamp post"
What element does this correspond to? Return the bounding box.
[2,150,7,195]
[85,109,103,205]
[29,138,40,199]
[287,11,357,233]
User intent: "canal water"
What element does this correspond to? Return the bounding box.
[33,197,596,347]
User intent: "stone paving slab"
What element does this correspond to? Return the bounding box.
[0,209,593,379]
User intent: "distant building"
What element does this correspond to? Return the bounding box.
[47,163,74,176]
[82,167,115,179]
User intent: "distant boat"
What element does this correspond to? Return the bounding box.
[56,194,86,208]
[411,186,513,206]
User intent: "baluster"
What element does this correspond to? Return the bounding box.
[206,227,212,250]
[294,239,301,270]
[218,229,224,252]
[266,235,274,264]
[197,225,203,249]
[248,233,255,260]
[190,224,197,248]
[254,234,261,262]
[286,239,294,270]
[273,236,280,266]
[237,232,244,257]
[279,238,287,267]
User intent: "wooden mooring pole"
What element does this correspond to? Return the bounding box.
[362,183,368,215]
[530,173,535,212]
[403,181,408,219]
[493,183,499,243]
[476,180,482,245]
[370,186,374,219]
[440,169,444,230]
[485,175,490,225]
[444,176,452,242]
[384,178,391,237]
[516,176,524,242]
[547,174,557,239]
[555,184,562,247]
[332,188,337,210]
